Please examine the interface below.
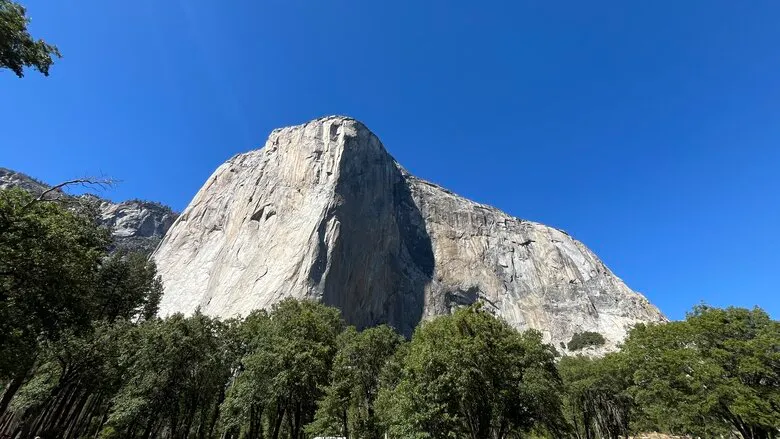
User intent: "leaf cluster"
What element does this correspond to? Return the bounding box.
[0,0,61,77]
[567,331,606,351]
[379,306,566,439]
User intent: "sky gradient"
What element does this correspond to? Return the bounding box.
[3,1,779,320]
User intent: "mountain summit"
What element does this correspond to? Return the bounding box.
[153,116,664,350]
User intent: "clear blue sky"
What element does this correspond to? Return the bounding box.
[3,1,779,320]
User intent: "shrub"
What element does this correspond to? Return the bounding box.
[567,331,606,351]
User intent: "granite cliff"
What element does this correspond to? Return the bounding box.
[0,168,177,254]
[153,116,665,351]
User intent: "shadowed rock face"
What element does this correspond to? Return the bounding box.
[0,168,177,255]
[312,123,432,335]
[154,116,665,348]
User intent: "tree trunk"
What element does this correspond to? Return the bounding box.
[0,410,20,438]
[342,407,349,439]
[270,404,285,439]
[40,382,79,436]
[63,389,92,438]
[0,368,27,417]
[248,404,257,439]
[287,408,295,439]
[204,388,225,439]
[91,408,109,439]
[63,391,94,438]
[141,417,155,439]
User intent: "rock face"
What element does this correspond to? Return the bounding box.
[96,198,177,254]
[0,167,51,195]
[0,168,177,254]
[153,116,665,351]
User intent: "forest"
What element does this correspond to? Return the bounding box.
[2,1,779,437]
[1,186,779,439]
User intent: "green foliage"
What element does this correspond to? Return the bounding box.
[558,305,780,439]
[0,0,61,77]
[567,331,606,351]
[379,305,566,439]
[1,192,778,439]
[7,320,134,438]
[0,187,167,437]
[307,325,405,439]
[218,299,345,439]
[622,305,780,438]
[558,355,633,439]
[102,312,235,438]
[93,251,163,321]
[0,188,109,382]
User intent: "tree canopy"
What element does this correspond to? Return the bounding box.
[567,331,606,351]
[0,0,60,77]
[559,305,780,439]
[623,305,780,438]
[378,305,566,439]
[558,354,633,439]
[0,188,108,415]
[1,183,779,439]
[219,299,345,439]
[0,187,165,436]
[307,325,405,439]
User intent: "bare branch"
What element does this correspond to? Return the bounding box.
[22,176,119,210]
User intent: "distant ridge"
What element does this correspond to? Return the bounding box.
[0,168,177,254]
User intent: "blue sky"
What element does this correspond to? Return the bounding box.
[3,1,779,320]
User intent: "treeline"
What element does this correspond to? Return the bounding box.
[560,305,779,439]
[1,187,779,439]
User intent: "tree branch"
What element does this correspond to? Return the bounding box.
[21,176,118,210]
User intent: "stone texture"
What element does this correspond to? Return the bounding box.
[0,167,52,195]
[96,198,177,254]
[153,116,665,351]
[0,168,177,254]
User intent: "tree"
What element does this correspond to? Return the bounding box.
[558,355,633,439]
[2,320,133,439]
[101,313,234,439]
[623,305,780,439]
[0,184,163,426]
[92,251,163,322]
[0,0,60,77]
[0,241,165,438]
[217,310,273,439]
[219,299,345,439]
[307,325,404,439]
[567,332,606,351]
[379,304,566,439]
[0,188,108,415]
